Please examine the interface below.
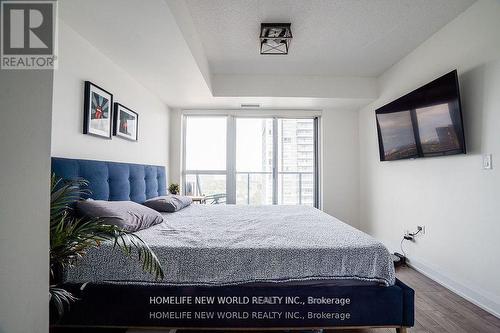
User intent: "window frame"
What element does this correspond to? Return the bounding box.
[182,112,321,208]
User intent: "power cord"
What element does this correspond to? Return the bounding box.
[408,227,423,238]
[400,237,406,258]
[404,226,423,241]
[400,226,423,259]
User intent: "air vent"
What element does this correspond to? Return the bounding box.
[240,103,261,108]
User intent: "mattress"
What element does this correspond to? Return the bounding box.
[64,205,396,286]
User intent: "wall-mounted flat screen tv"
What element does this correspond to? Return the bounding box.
[376,70,466,161]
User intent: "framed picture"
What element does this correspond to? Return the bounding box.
[83,81,113,139]
[113,103,138,141]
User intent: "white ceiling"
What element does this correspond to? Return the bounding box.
[59,0,475,110]
[185,0,474,76]
[59,0,214,108]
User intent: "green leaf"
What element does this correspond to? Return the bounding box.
[49,175,165,317]
[50,285,78,318]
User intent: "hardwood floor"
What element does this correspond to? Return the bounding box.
[392,266,499,333]
[52,266,500,333]
[327,266,500,333]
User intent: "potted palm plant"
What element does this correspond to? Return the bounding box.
[49,175,164,318]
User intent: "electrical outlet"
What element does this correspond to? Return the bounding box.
[483,154,493,170]
[417,225,426,235]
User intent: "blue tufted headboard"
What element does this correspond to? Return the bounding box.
[51,157,167,203]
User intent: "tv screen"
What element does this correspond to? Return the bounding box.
[376,70,466,161]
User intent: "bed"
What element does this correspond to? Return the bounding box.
[51,157,414,332]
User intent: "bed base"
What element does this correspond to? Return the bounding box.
[52,279,413,331]
[59,326,409,332]
[50,159,413,332]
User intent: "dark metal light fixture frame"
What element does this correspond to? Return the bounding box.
[260,23,292,55]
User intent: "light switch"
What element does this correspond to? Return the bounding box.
[483,154,492,170]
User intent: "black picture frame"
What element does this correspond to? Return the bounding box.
[83,81,113,139]
[113,103,138,141]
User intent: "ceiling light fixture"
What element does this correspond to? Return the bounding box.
[260,23,292,55]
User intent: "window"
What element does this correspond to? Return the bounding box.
[184,117,227,203]
[183,115,319,207]
[236,118,273,205]
[278,119,315,206]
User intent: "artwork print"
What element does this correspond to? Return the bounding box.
[113,103,138,141]
[83,81,113,138]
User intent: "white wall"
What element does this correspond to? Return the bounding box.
[0,70,53,332]
[169,108,183,185]
[168,108,360,227]
[212,74,377,99]
[51,20,170,167]
[322,109,360,227]
[358,0,500,316]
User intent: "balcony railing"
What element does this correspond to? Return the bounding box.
[236,171,272,205]
[185,171,314,205]
[236,171,314,205]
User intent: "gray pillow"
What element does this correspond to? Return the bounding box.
[143,195,193,212]
[76,200,164,232]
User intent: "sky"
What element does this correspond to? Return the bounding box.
[185,117,268,171]
[185,117,227,170]
[416,103,454,142]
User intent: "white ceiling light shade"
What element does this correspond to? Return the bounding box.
[260,23,292,55]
